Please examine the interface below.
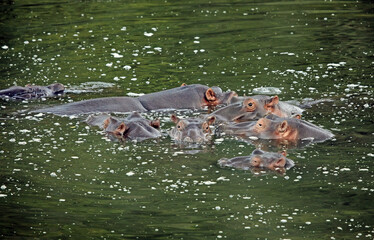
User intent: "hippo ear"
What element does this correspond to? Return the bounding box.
[275,158,286,168]
[280,150,287,157]
[114,122,128,136]
[103,117,112,130]
[150,119,160,129]
[205,88,216,101]
[206,115,216,125]
[293,114,302,120]
[170,114,180,124]
[181,83,187,87]
[278,120,288,133]
[268,95,279,106]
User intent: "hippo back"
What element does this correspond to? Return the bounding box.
[36,97,147,115]
[138,84,208,110]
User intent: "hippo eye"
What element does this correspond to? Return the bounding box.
[258,123,262,127]
[177,122,184,130]
[245,99,256,111]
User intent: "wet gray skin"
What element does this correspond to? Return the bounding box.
[138,84,237,110]
[37,97,147,116]
[35,84,236,116]
[218,149,295,171]
[212,95,303,123]
[222,114,334,143]
[85,112,161,142]
[169,114,216,143]
[0,83,65,100]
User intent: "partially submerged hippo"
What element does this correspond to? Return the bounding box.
[0,83,65,100]
[222,114,334,143]
[35,84,236,115]
[212,95,303,123]
[86,112,161,142]
[218,149,295,171]
[169,114,216,143]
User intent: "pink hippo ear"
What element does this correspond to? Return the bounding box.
[206,115,216,125]
[180,83,187,87]
[170,114,180,124]
[293,114,302,120]
[264,96,279,113]
[205,88,217,101]
[114,122,127,137]
[103,117,112,130]
[280,150,287,157]
[268,95,279,106]
[150,119,161,129]
[275,158,286,168]
[278,120,288,133]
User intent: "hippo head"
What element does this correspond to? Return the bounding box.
[47,83,65,95]
[202,86,237,107]
[103,112,161,142]
[248,114,333,142]
[218,149,295,172]
[169,114,216,143]
[248,149,294,170]
[247,117,289,139]
[212,95,281,123]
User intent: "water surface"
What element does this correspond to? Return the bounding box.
[0,0,373,239]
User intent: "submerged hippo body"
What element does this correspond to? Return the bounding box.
[218,149,295,171]
[169,114,216,143]
[38,97,147,115]
[222,114,334,143]
[35,84,236,116]
[0,83,65,100]
[212,95,303,123]
[86,112,161,142]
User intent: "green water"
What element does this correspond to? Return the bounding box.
[0,0,373,239]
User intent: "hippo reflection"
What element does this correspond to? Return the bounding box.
[212,95,303,123]
[36,84,236,115]
[86,112,161,142]
[0,83,65,100]
[222,114,334,143]
[218,149,295,171]
[169,114,216,143]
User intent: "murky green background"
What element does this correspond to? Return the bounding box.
[1,0,373,239]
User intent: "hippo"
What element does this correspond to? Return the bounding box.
[218,149,295,171]
[212,95,303,123]
[35,84,236,116]
[85,112,161,142]
[221,114,334,143]
[0,83,65,100]
[169,114,216,143]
